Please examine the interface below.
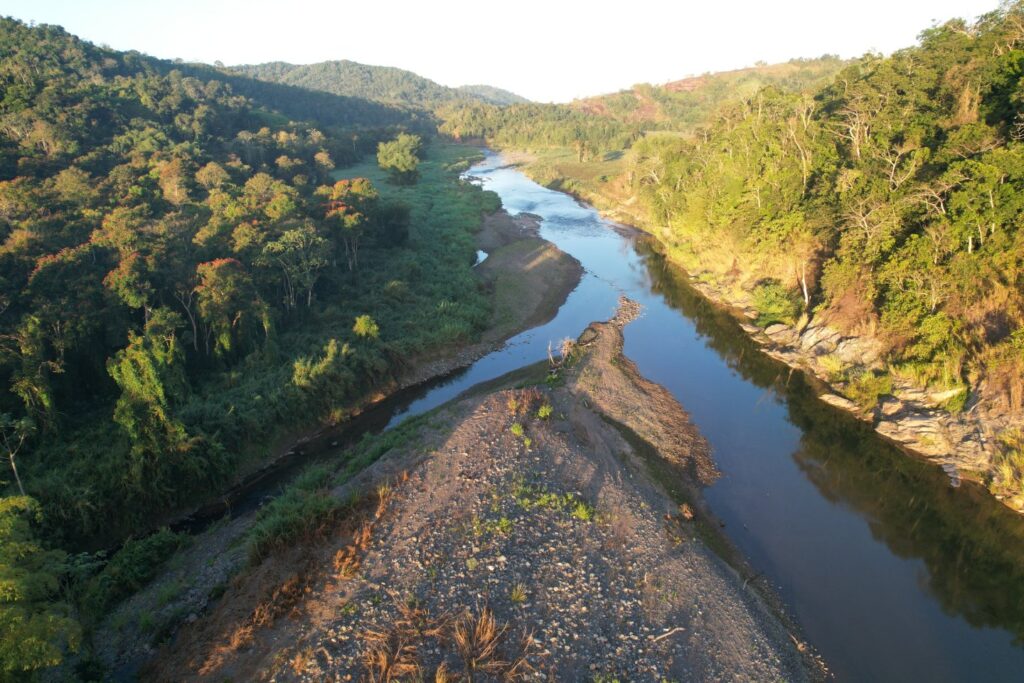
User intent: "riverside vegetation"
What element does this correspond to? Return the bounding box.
[438,2,1024,510]
[0,17,516,676]
[5,2,1024,679]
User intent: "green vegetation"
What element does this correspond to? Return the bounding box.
[0,18,502,674]
[246,465,341,564]
[440,3,1024,500]
[79,529,187,619]
[0,497,80,676]
[619,8,1024,420]
[377,133,422,183]
[230,60,528,109]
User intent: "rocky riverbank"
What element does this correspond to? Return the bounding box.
[499,150,1022,513]
[688,276,1007,491]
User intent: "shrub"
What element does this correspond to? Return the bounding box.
[353,315,380,339]
[844,370,894,411]
[81,528,187,617]
[752,281,801,327]
[991,430,1024,508]
[247,466,341,564]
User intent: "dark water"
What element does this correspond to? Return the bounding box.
[227,152,1024,680]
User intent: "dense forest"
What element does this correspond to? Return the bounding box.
[230,60,528,108]
[0,17,503,676]
[439,3,1024,503]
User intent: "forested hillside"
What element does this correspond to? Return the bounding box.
[437,56,846,157]
[0,17,499,675]
[230,60,528,108]
[440,3,1024,505]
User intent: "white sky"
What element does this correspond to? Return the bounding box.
[2,0,1004,102]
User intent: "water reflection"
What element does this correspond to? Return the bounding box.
[235,153,1024,681]
[631,239,1024,680]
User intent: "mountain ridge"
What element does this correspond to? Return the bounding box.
[230,59,529,108]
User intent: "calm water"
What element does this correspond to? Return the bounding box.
[312,152,1024,680]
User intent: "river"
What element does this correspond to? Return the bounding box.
[373,152,1024,681]
[237,151,1024,680]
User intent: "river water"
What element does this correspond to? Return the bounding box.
[309,151,1024,680]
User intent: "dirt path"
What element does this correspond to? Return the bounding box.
[144,299,814,682]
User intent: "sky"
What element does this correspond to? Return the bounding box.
[3,0,1005,102]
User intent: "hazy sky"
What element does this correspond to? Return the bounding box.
[3,0,1004,102]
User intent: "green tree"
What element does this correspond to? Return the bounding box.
[195,258,268,355]
[0,496,80,676]
[376,133,422,184]
[317,177,379,271]
[258,224,330,308]
[0,414,34,497]
[106,309,195,490]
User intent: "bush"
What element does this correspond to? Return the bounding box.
[752,281,801,327]
[247,466,341,564]
[80,528,186,617]
[844,370,894,411]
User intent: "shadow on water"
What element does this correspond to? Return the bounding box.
[175,152,1024,681]
[633,237,1024,679]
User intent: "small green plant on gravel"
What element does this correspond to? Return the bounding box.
[466,557,479,571]
[510,583,527,603]
[522,436,532,450]
[139,612,154,634]
[571,500,596,521]
[510,422,525,438]
[513,481,598,522]
[491,517,514,535]
[537,403,553,419]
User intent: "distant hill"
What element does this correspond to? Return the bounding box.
[455,84,529,105]
[571,56,848,129]
[230,60,529,109]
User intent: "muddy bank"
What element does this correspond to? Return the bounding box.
[143,299,816,681]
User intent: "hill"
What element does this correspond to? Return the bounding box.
[230,59,529,109]
[455,83,529,105]
[571,56,848,128]
[436,57,849,157]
